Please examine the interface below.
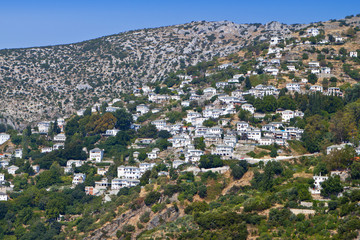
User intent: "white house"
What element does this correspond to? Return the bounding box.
[350,51,358,58]
[286,83,301,92]
[0,193,8,201]
[287,65,296,71]
[72,173,86,185]
[15,149,23,158]
[136,104,150,115]
[259,137,274,146]
[326,143,352,155]
[294,110,304,118]
[94,178,110,190]
[105,129,120,137]
[223,135,237,147]
[203,87,217,95]
[151,120,167,130]
[181,101,190,107]
[282,110,295,122]
[321,67,331,74]
[185,149,204,162]
[105,106,120,113]
[173,160,186,169]
[0,173,4,181]
[139,162,156,173]
[54,133,66,142]
[66,160,83,168]
[308,61,320,68]
[97,166,109,175]
[32,165,40,173]
[327,87,342,96]
[270,36,281,45]
[117,166,141,179]
[262,124,276,132]
[237,121,249,132]
[307,28,319,37]
[335,37,344,43]
[168,135,191,148]
[309,85,323,92]
[241,104,255,114]
[37,122,51,134]
[212,145,234,158]
[311,69,320,74]
[0,133,10,145]
[147,149,160,160]
[89,148,104,162]
[111,178,140,190]
[310,175,328,194]
[247,128,261,141]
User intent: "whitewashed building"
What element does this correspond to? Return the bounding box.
[241,104,255,114]
[72,173,86,185]
[89,148,104,162]
[117,166,141,179]
[212,145,234,158]
[111,178,140,190]
[0,133,10,145]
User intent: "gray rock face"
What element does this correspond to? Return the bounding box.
[0,20,304,125]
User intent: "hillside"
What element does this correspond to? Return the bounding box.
[0,20,303,127]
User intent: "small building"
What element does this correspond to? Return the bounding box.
[105,129,120,137]
[350,51,358,58]
[0,133,10,145]
[309,85,323,93]
[89,148,104,162]
[326,143,352,155]
[308,61,320,68]
[173,160,185,169]
[147,149,160,160]
[286,83,301,92]
[0,193,8,201]
[117,166,141,179]
[72,173,86,185]
[41,147,53,153]
[53,133,66,142]
[15,149,23,159]
[212,145,234,158]
[310,175,328,194]
[241,104,255,114]
[97,166,109,175]
[37,122,51,134]
[136,104,150,115]
[139,162,156,173]
[7,165,19,175]
[32,165,40,173]
[282,110,294,122]
[111,178,140,190]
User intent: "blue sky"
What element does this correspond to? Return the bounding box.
[0,0,359,49]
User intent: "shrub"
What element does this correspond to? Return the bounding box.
[144,191,161,206]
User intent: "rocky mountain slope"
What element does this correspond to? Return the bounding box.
[0,21,304,127]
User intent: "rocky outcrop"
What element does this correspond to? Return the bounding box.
[0,20,305,125]
[83,205,182,240]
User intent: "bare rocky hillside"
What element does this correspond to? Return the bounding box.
[0,21,304,127]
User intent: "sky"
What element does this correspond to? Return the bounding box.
[0,0,359,49]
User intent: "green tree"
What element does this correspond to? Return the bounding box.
[194,137,206,150]
[308,73,318,84]
[320,175,343,197]
[113,109,133,130]
[350,162,360,179]
[230,160,248,179]
[199,155,223,169]
[144,191,161,206]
